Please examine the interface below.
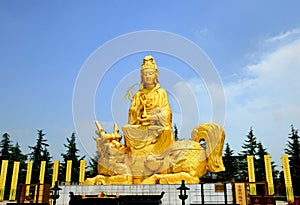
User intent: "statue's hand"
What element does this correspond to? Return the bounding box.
[140,95,147,106]
[141,113,149,119]
[137,114,159,125]
[137,114,151,125]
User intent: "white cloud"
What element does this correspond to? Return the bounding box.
[224,36,300,167]
[172,32,300,167]
[266,29,300,43]
[170,76,226,140]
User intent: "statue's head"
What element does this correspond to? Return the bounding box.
[140,55,160,89]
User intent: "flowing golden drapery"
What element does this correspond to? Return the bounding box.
[122,85,174,156]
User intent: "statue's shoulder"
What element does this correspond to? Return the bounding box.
[156,87,168,95]
[135,89,141,94]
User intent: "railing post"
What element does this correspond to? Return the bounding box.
[35,181,40,203]
[232,182,237,205]
[201,182,205,205]
[17,184,22,204]
[224,183,227,205]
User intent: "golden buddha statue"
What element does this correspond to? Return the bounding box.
[84,55,226,185]
[122,55,174,157]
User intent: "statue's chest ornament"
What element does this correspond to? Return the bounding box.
[142,91,157,108]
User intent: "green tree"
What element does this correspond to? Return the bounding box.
[10,142,28,161]
[41,145,53,184]
[285,125,300,196]
[238,127,258,181]
[255,141,277,182]
[255,141,279,195]
[173,124,179,141]
[277,171,286,196]
[0,134,28,199]
[219,143,239,182]
[240,127,258,156]
[10,142,28,184]
[255,142,268,182]
[0,133,12,161]
[87,154,100,178]
[28,130,52,184]
[0,133,13,199]
[60,132,85,184]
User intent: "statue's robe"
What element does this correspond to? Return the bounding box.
[122,85,174,155]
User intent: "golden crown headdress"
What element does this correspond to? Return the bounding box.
[141,55,158,70]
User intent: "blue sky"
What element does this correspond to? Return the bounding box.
[1,1,300,168]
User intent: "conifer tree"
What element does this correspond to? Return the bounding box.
[87,154,100,178]
[0,133,13,199]
[285,125,300,196]
[28,130,52,184]
[10,142,27,161]
[60,132,85,184]
[238,127,258,180]
[173,124,179,141]
[240,127,258,156]
[256,142,268,182]
[219,143,239,182]
[277,171,286,196]
[41,146,53,184]
[0,134,28,199]
[256,141,280,193]
[255,142,277,183]
[0,133,12,161]
[10,142,28,184]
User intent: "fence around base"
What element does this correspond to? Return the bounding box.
[57,183,235,205]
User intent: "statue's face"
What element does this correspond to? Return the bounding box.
[142,68,157,87]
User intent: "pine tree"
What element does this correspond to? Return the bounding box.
[10,142,28,184]
[285,125,300,196]
[41,146,53,184]
[28,130,52,184]
[256,142,268,182]
[0,133,12,161]
[238,127,258,181]
[60,132,85,184]
[87,154,100,178]
[240,127,258,156]
[218,143,239,182]
[0,133,13,199]
[10,142,27,161]
[173,124,179,141]
[277,171,286,196]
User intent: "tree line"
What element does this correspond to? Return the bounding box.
[0,130,91,199]
[1,124,300,199]
[197,125,300,197]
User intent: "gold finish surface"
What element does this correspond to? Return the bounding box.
[84,56,225,185]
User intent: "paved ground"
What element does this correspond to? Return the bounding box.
[277,201,287,205]
[0,201,15,205]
